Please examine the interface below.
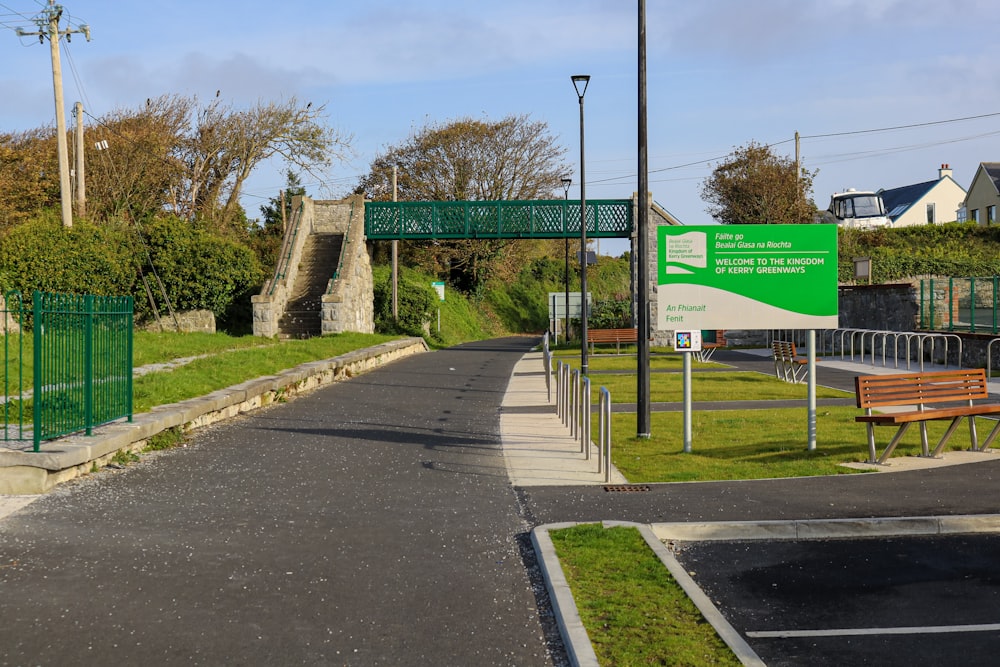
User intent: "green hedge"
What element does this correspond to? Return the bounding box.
[0,215,264,332]
[838,223,1000,282]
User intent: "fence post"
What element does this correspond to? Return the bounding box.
[84,294,94,435]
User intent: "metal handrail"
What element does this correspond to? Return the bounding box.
[267,200,306,296]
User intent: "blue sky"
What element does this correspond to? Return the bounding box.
[3,0,1000,257]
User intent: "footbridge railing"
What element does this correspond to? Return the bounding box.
[364,199,633,240]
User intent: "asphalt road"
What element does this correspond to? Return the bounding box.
[674,534,1000,666]
[0,337,562,666]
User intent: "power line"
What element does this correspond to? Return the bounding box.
[585,110,1000,188]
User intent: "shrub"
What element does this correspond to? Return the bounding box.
[372,265,436,337]
[0,214,137,298]
[140,217,264,327]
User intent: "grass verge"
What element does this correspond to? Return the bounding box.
[131,332,401,413]
[549,523,740,666]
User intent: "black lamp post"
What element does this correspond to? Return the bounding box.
[572,74,590,377]
[561,176,572,345]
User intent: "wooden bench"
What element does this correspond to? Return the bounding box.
[772,340,811,383]
[696,330,727,363]
[854,368,1000,464]
[588,328,638,355]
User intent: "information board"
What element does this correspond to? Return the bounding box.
[657,224,839,330]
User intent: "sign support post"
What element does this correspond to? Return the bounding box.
[808,329,817,451]
[673,330,701,453]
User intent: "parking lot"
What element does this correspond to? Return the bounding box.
[673,533,1000,666]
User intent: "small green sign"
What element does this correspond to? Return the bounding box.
[657,224,839,330]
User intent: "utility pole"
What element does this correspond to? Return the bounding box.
[795,131,801,182]
[17,2,90,228]
[74,101,85,217]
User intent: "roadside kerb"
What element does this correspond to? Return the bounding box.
[532,521,765,667]
[0,337,428,494]
[651,514,1000,542]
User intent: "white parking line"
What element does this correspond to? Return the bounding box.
[748,623,1000,638]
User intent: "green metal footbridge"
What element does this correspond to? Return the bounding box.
[364,199,633,240]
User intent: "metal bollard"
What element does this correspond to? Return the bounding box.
[599,386,612,482]
[570,369,579,439]
[555,361,563,421]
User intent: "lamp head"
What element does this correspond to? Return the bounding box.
[571,75,591,99]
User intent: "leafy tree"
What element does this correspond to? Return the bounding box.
[86,95,191,224]
[0,128,60,230]
[356,115,569,293]
[701,141,817,224]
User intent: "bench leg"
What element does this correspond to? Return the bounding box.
[877,422,912,464]
[866,422,878,464]
[930,416,964,457]
[919,421,930,457]
[979,418,1000,451]
[969,415,980,451]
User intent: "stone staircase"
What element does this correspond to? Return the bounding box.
[278,233,343,339]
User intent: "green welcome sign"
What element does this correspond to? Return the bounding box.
[657,224,839,330]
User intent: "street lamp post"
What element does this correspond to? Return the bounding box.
[572,74,590,377]
[561,176,572,345]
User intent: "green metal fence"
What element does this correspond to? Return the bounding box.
[3,290,133,452]
[919,277,1000,334]
[364,199,633,240]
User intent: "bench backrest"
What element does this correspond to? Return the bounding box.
[855,368,990,410]
[590,328,637,342]
[772,340,798,359]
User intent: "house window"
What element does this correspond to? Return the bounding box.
[971,208,980,224]
[926,203,936,224]
[989,205,997,225]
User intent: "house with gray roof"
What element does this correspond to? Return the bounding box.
[878,164,966,226]
[962,162,1000,225]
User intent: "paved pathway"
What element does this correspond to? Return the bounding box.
[0,337,562,666]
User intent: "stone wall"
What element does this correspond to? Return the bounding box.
[320,196,374,334]
[252,195,375,337]
[0,293,20,334]
[252,196,311,337]
[140,310,216,334]
[838,283,919,331]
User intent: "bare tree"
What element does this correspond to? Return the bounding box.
[84,94,351,231]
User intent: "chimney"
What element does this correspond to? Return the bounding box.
[939,163,953,180]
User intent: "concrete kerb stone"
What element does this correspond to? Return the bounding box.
[0,337,428,494]
[530,523,600,667]
[650,514,1000,542]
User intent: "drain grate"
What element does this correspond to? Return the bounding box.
[603,484,651,493]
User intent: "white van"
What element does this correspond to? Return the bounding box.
[825,189,892,229]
